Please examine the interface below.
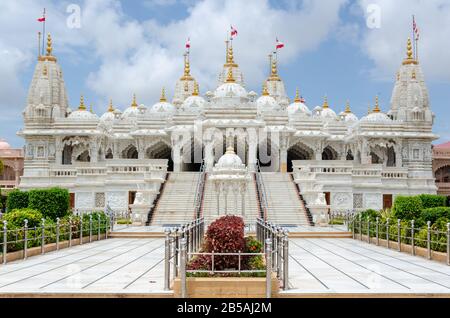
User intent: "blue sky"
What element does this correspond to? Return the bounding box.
[0,0,449,147]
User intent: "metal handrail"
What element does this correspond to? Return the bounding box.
[254,161,269,220]
[193,160,206,219]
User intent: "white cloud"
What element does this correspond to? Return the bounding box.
[357,0,450,82]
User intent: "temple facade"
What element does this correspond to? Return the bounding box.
[18,34,438,215]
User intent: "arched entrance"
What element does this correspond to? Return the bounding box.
[322,145,338,160]
[287,142,314,172]
[146,141,174,171]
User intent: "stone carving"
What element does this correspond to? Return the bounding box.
[353,193,363,209]
[106,191,128,209]
[332,192,352,208]
[95,192,105,208]
[364,193,382,210]
[76,192,94,209]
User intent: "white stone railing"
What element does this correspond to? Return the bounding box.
[381,168,408,179]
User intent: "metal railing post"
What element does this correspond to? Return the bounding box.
[367,217,370,244]
[376,217,379,246]
[98,214,101,240]
[265,238,272,299]
[277,228,282,278]
[447,223,450,266]
[106,215,109,239]
[397,219,401,252]
[23,220,28,260]
[174,229,179,278]
[386,218,390,249]
[56,218,60,251]
[283,231,289,291]
[69,216,73,247]
[352,216,355,239]
[2,221,7,264]
[164,229,171,291]
[41,218,45,254]
[359,214,362,241]
[411,220,415,256]
[427,221,431,260]
[89,214,93,243]
[80,216,83,245]
[180,238,187,298]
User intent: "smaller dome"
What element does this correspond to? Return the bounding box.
[361,112,391,123]
[214,82,247,98]
[344,113,358,122]
[182,91,206,111]
[150,88,177,114]
[68,109,98,120]
[100,99,116,122]
[216,147,244,169]
[0,139,11,150]
[122,94,140,119]
[256,95,278,112]
[321,107,337,119]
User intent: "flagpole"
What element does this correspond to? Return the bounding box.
[42,8,46,55]
[412,15,416,60]
[38,32,41,57]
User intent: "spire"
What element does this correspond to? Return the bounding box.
[160,87,167,102]
[403,38,418,65]
[224,40,237,67]
[322,96,329,109]
[192,82,199,96]
[344,100,352,113]
[294,88,301,102]
[38,33,57,62]
[180,52,194,81]
[79,95,86,111]
[131,93,138,107]
[268,54,281,81]
[262,82,269,96]
[108,99,114,112]
[373,95,381,113]
[226,67,235,83]
[367,102,372,115]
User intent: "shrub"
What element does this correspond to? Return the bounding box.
[420,207,450,224]
[392,196,423,220]
[418,194,447,209]
[117,218,132,225]
[28,187,70,220]
[2,208,43,228]
[6,190,29,211]
[360,209,380,221]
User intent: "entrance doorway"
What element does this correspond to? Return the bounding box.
[383,194,393,210]
[129,191,136,205]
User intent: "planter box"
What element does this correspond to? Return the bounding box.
[172,274,279,298]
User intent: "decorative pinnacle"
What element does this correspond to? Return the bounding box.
[294,88,301,103]
[344,100,352,113]
[322,96,329,109]
[108,99,114,112]
[224,40,238,67]
[225,146,235,154]
[46,33,53,56]
[192,82,199,96]
[407,38,413,59]
[367,102,372,115]
[79,95,86,111]
[160,87,167,102]
[131,93,138,107]
[226,67,235,83]
[373,95,381,113]
[403,37,418,65]
[262,82,269,96]
[268,55,280,81]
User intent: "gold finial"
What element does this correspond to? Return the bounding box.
[367,102,372,115]
[160,87,167,102]
[224,40,238,67]
[322,96,329,109]
[373,95,381,113]
[412,69,416,79]
[108,99,114,112]
[46,33,53,56]
[294,88,301,102]
[226,67,235,83]
[262,82,269,96]
[79,95,86,111]
[268,55,281,81]
[192,82,199,96]
[180,53,193,80]
[403,37,418,65]
[344,100,352,113]
[131,93,138,107]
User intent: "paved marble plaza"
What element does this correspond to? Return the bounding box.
[0,237,449,296]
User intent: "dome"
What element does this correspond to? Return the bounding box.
[256,95,278,111]
[0,139,11,150]
[100,100,116,122]
[122,94,140,119]
[361,112,391,123]
[216,147,244,169]
[182,95,206,111]
[68,96,99,120]
[321,107,337,119]
[287,90,311,116]
[344,113,358,122]
[150,88,177,114]
[214,82,247,98]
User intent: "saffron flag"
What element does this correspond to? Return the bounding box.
[276,38,284,49]
[231,25,238,37]
[37,16,45,22]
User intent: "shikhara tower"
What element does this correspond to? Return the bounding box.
[18,32,437,218]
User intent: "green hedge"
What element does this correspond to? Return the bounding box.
[392,196,423,220]
[418,194,447,209]
[2,208,43,228]
[6,190,29,211]
[420,207,450,224]
[28,188,70,220]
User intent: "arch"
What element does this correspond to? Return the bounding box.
[346,149,354,161]
[287,141,314,172]
[435,165,450,182]
[76,150,90,162]
[105,148,113,159]
[0,165,15,181]
[122,144,138,159]
[387,146,396,167]
[322,145,338,160]
[62,145,73,165]
[370,152,382,164]
[146,141,174,171]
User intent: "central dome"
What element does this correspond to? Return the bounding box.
[214,82,247,98]
[216,147,244,169]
